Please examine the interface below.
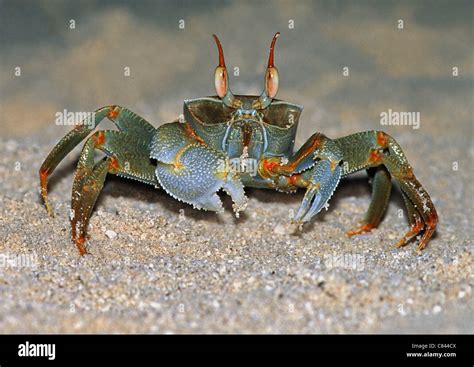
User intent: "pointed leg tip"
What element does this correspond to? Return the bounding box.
[346,223,375,237]
[395,240,406,249]
[75,235,88,256]
[40,189,54,216]
[416,243,427,252]
[45,203,55,217]
[395,236,428,252]
[290,220,305,231]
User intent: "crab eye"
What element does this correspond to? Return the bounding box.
[253,32,281,110]
[264,32,280,99]
[265,66,279,99]
[214,66,228,98]
[212,34,230,99]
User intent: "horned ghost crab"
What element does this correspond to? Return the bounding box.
[39,33,438,255]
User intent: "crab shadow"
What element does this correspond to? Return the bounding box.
[45,160,407,230]
[103,177,227,225]
[246,173,404,233]
[102,173,408,232]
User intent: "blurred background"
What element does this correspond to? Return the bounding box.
[1,0,472,143]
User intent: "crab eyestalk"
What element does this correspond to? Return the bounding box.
[253,32,280,110]
[212,34,241,108]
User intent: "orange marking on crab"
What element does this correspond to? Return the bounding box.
[286,173,309,188]
[75,235,88,256]
[330,160,339,172]
[412,220,425,233]
[401,166,415,179]
[39,167,49,189]
[108,156,120,171]
[184,123,205,144]
[257,157,281,180]
[39,166,55,215]
[288,174,300,186]
[347,223,376,237]
[414,211,439,251]
[172,145,191,172]
[377,131,389,147]
[279,134,322,174]
[107,106,119,119]
[426,210,438,227]
[259,158,281,178]
[264,159,279,173]
[92,131,106,146]
[395,219,425,248]
[369,149,382,164]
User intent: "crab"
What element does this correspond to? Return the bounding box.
[39,33,438,255]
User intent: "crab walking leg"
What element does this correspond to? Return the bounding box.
[395,191,425,248]
[39,105,155,216]
[396,177,437,250]
[39,107,108,216]
[336,130,438,250]
[347,166,391,236]
[71,154,110,255]
[70,130,157,255]
[151,122,248,214]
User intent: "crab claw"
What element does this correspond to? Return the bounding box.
[294,160,342,222]
[151,122,248,215]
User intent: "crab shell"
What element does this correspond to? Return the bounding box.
[184,96,302,158]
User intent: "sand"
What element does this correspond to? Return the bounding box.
[0,132,472,333]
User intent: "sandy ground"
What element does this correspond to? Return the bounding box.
[0,1,472,333]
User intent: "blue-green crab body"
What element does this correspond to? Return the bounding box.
[149,89,345,224]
